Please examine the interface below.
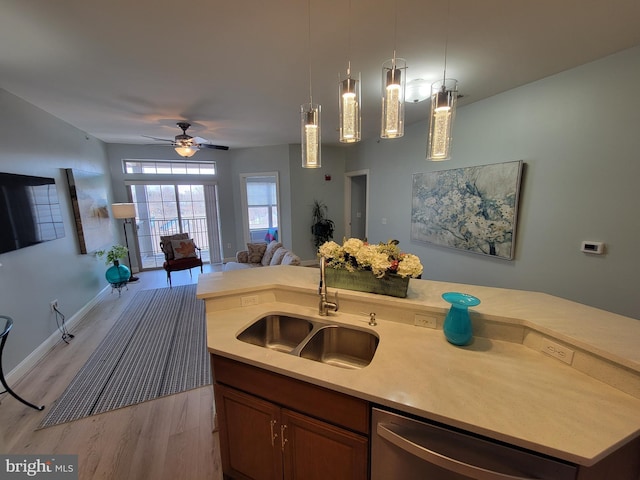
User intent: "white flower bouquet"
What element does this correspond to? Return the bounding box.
[318,238,423,279]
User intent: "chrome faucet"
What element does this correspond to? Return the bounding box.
[319,258,339,316]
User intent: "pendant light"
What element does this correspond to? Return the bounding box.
[427,1,458,161]
[302,0,321,168]
[339,0,361,143]
[380,0,406,139]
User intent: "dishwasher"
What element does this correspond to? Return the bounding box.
[371,408,577,480]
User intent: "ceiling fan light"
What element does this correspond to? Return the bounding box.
[175,145,199,158]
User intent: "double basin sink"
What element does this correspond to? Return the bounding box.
[237,314,379,369]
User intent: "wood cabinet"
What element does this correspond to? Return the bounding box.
[212,355,369,480]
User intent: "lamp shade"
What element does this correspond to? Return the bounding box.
[380,57,406,139]
[339,71,361,143]
[112,203,136,219]
[427,78,458,161]
[301,103,321,168]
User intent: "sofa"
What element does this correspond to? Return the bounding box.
[224,240,301,271]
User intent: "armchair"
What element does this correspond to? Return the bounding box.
[160,233,203,287]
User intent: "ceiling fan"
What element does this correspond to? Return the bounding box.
[144,122,229,157]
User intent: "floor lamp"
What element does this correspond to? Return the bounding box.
[111,203,139,282]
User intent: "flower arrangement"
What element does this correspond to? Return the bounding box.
[318,238,423,279]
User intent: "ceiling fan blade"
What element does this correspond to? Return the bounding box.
[199,143,229,151]
[141,135,174,143]
[192,136,229,150]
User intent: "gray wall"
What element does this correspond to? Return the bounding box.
[0,89,117,372]
[347,46,640,319]
[289,145,347,261]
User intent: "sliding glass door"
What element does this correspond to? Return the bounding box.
[127,183,222,269]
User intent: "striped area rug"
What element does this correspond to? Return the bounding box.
[39,284,211,428]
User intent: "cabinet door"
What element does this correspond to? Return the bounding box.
[281,409,368,480]
[215,384,283,480]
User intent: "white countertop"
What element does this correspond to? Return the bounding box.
[197,265,640,466]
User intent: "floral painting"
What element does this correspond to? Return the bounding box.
[411,160,524,260]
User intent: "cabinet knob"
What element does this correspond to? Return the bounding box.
[280,424,288,452]
[270,419,278,447]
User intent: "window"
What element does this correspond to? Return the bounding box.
[123,160,216,175]
[240,173,280,244]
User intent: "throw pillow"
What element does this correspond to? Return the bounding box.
[247,242,267,263]
[172,239,197,260]
[261,241,283,266]
[281,251,301,266]
[269,247,288,266]
[161,233,190,260]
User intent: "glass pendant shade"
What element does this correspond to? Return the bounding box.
[339,72,361,143]
[175,144,199,158]
[301,103,321,168]
[427,78,458,161]
[380,57,406,139]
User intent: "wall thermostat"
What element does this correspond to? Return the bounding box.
[581,241,605,254]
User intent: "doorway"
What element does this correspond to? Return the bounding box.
[344,170,369,240]
[127,183,223,270]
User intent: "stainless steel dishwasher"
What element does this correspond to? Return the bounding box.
[371,408,577,480]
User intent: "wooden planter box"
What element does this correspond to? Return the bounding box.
[325,268,410,298]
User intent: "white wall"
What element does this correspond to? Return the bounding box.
[348,46,640,319]
[0,89,117,372]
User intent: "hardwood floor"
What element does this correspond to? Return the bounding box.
[0,265,224,480]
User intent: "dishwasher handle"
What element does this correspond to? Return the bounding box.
[377,422,541,480]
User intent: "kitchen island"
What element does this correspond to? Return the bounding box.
[197,265,640,478]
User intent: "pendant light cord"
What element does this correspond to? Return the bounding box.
[347,0,352,76]
[443,0,451,83]
[308,0,313,105]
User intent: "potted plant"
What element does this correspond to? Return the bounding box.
[96,245,128,266]
[311,200,335,248]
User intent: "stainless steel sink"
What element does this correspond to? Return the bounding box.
[236,315,314,353]
[236,315,379,369]
[299,325,379,369]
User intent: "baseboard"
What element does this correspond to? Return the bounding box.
[6,285,110,386]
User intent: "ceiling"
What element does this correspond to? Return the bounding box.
[2,0,640,150]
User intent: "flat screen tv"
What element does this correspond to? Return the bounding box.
[0,172,65,254]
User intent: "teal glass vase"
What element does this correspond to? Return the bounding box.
[105,260,130,285]
[442,292,481,346]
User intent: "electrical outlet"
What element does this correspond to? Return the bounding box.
[241,295,259,307]
[541,338,575,365]
[414,314,437,329]
[50,299,58,312]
